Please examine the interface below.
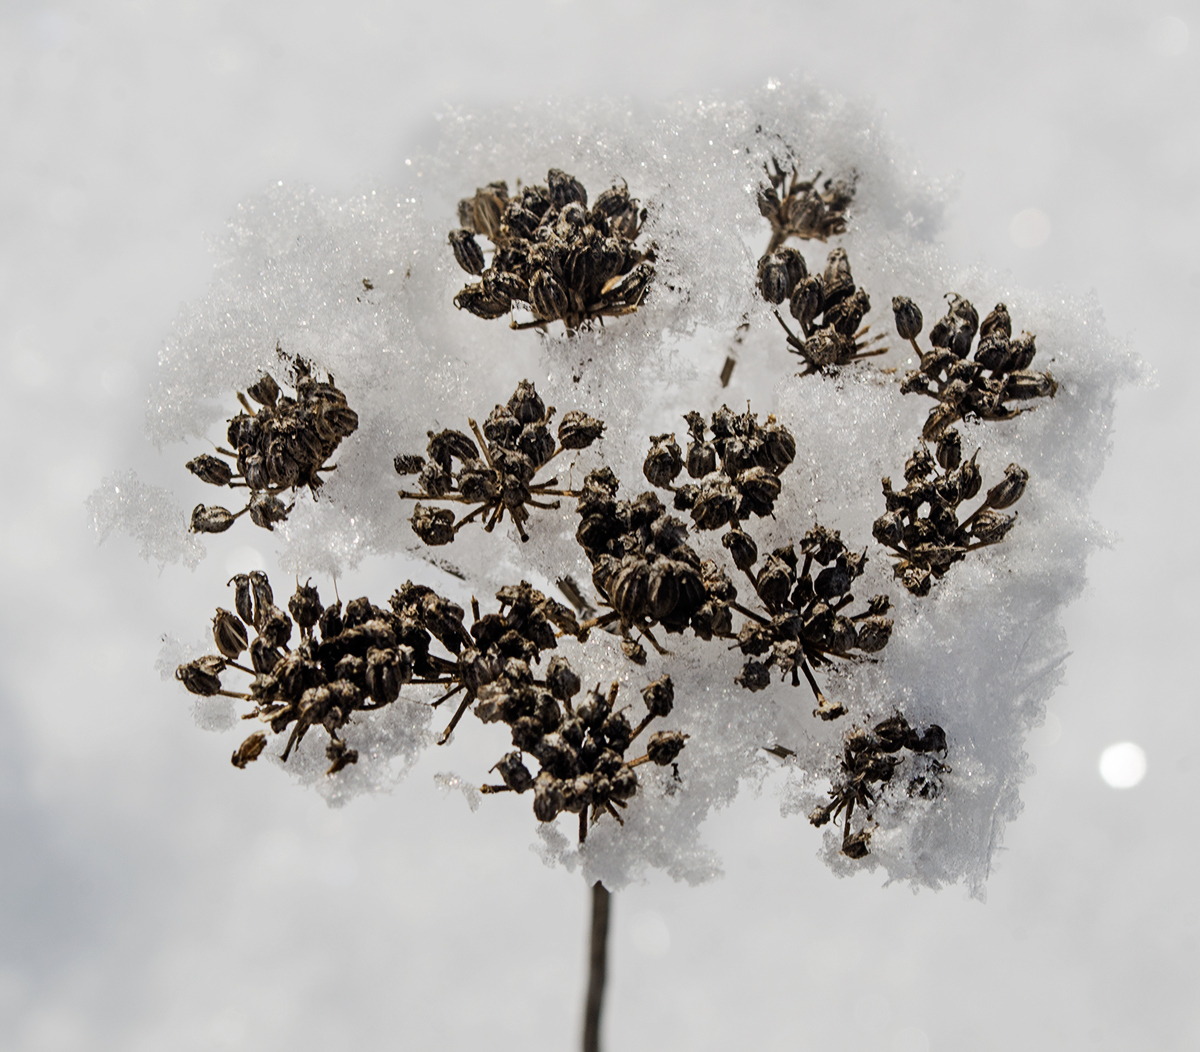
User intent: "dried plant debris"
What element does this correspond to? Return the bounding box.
[186,353,358,534]
[177,571,682,843]
[758,247,887,373]
[892,295,1058,440]
[757,157,856,253]
[873,433,1028,595]
[809,714,949,858]
[395,380,604,544]
[449,169,655,332]
[573,408,891,719]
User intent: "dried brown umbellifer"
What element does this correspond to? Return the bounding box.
[873,437,1027,595]
[756,156,856,252]
[449,169,655,332]
[186,350,358,535]
[395,380,604,543]
[808,713,949,858]
[757,246,888,373]
[892,294,1058,439]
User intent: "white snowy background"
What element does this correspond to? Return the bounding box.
[2,2,1197,1050]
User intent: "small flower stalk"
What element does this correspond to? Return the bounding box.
[395,380,605,544]
[756,157,856,252]
[808,714,949,858]
[450,169,655,332]
[186,353,358,534]
[892,295,1058,440]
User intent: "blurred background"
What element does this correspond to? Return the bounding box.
[1,1,1196,1049]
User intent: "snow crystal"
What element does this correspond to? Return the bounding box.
[107,80,1136,893]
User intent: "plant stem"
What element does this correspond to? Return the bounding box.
[583,881,610,1052]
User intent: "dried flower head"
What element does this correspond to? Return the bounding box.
[395,380,605,543]
[186,351,358,534]
[450,170,655,332]
[874,439,1027,595]
[759,246,887,373]
[808,713,949,858]
[893,295,1058,439]
[756,156,856,252]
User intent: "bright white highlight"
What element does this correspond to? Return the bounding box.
[1010,208,1051,248]
[1099,742,1146,788]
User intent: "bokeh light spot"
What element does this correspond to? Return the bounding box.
[1099,742,1146,788]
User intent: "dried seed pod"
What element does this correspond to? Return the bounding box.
[721,528,758,571]
[854,615,893,653]
[212,608,248,659]
[448,229,485,275]
[176,656,225,696]
[775,246,808,291]
[640,675,675,718]
[1004,370,1058,400]
[735,659,771,692]
[690,474,737,530]
[186,454,233,487]
[533,771,566,821]
[970,509,1018,544]
[410,503,456,545]
[935,429,962,471]
[646,730,687,765]
[249,636,280,674]
[248,493,289,530]
[757,252,793,304]
[228,573,253,625]
[789,275,825,327]
[761,422,796,473]
[494,752,534,793]
[821,247,855,307]
[547,168,587,209]
[232,732,268,769]
[892,296,924,340]
[985,463,1028,509]
[529,268,569,321]
[685,438,718,479]
[365,646,411,704]
[557,410,605,449]
[190,504,237,534]
[643,434,683,488]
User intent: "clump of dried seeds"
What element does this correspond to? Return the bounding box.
[892,295,1058,440]
[809,714,949,858]
[756,157,856,252]
[186,353,358,534]
[450,170,654,331]
[873,438,1028,596]
[395,380,604,543]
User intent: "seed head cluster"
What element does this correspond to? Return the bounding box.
[808,714,949,858]
[756,157,856,252]
[187,355,358,535]
[873,442,1028,596]
[396,380,604,543]
[450,169,654,331]
[891,295,1058,440]
[758,246,887,372]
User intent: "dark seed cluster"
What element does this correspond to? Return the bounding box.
[873,443,1028,596]
[450,170,655,331]
[757,157,856,253]
[891,295,1058,440]
[178,571,687,844]
[758,247,887,373]
[808,714,949,858]
[479,671,687,844]
[728,525,894,721]
[187,355,358,535]
[573,408,893,719]
[395,380,604,544]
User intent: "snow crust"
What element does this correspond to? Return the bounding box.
[101,83,1135,895]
